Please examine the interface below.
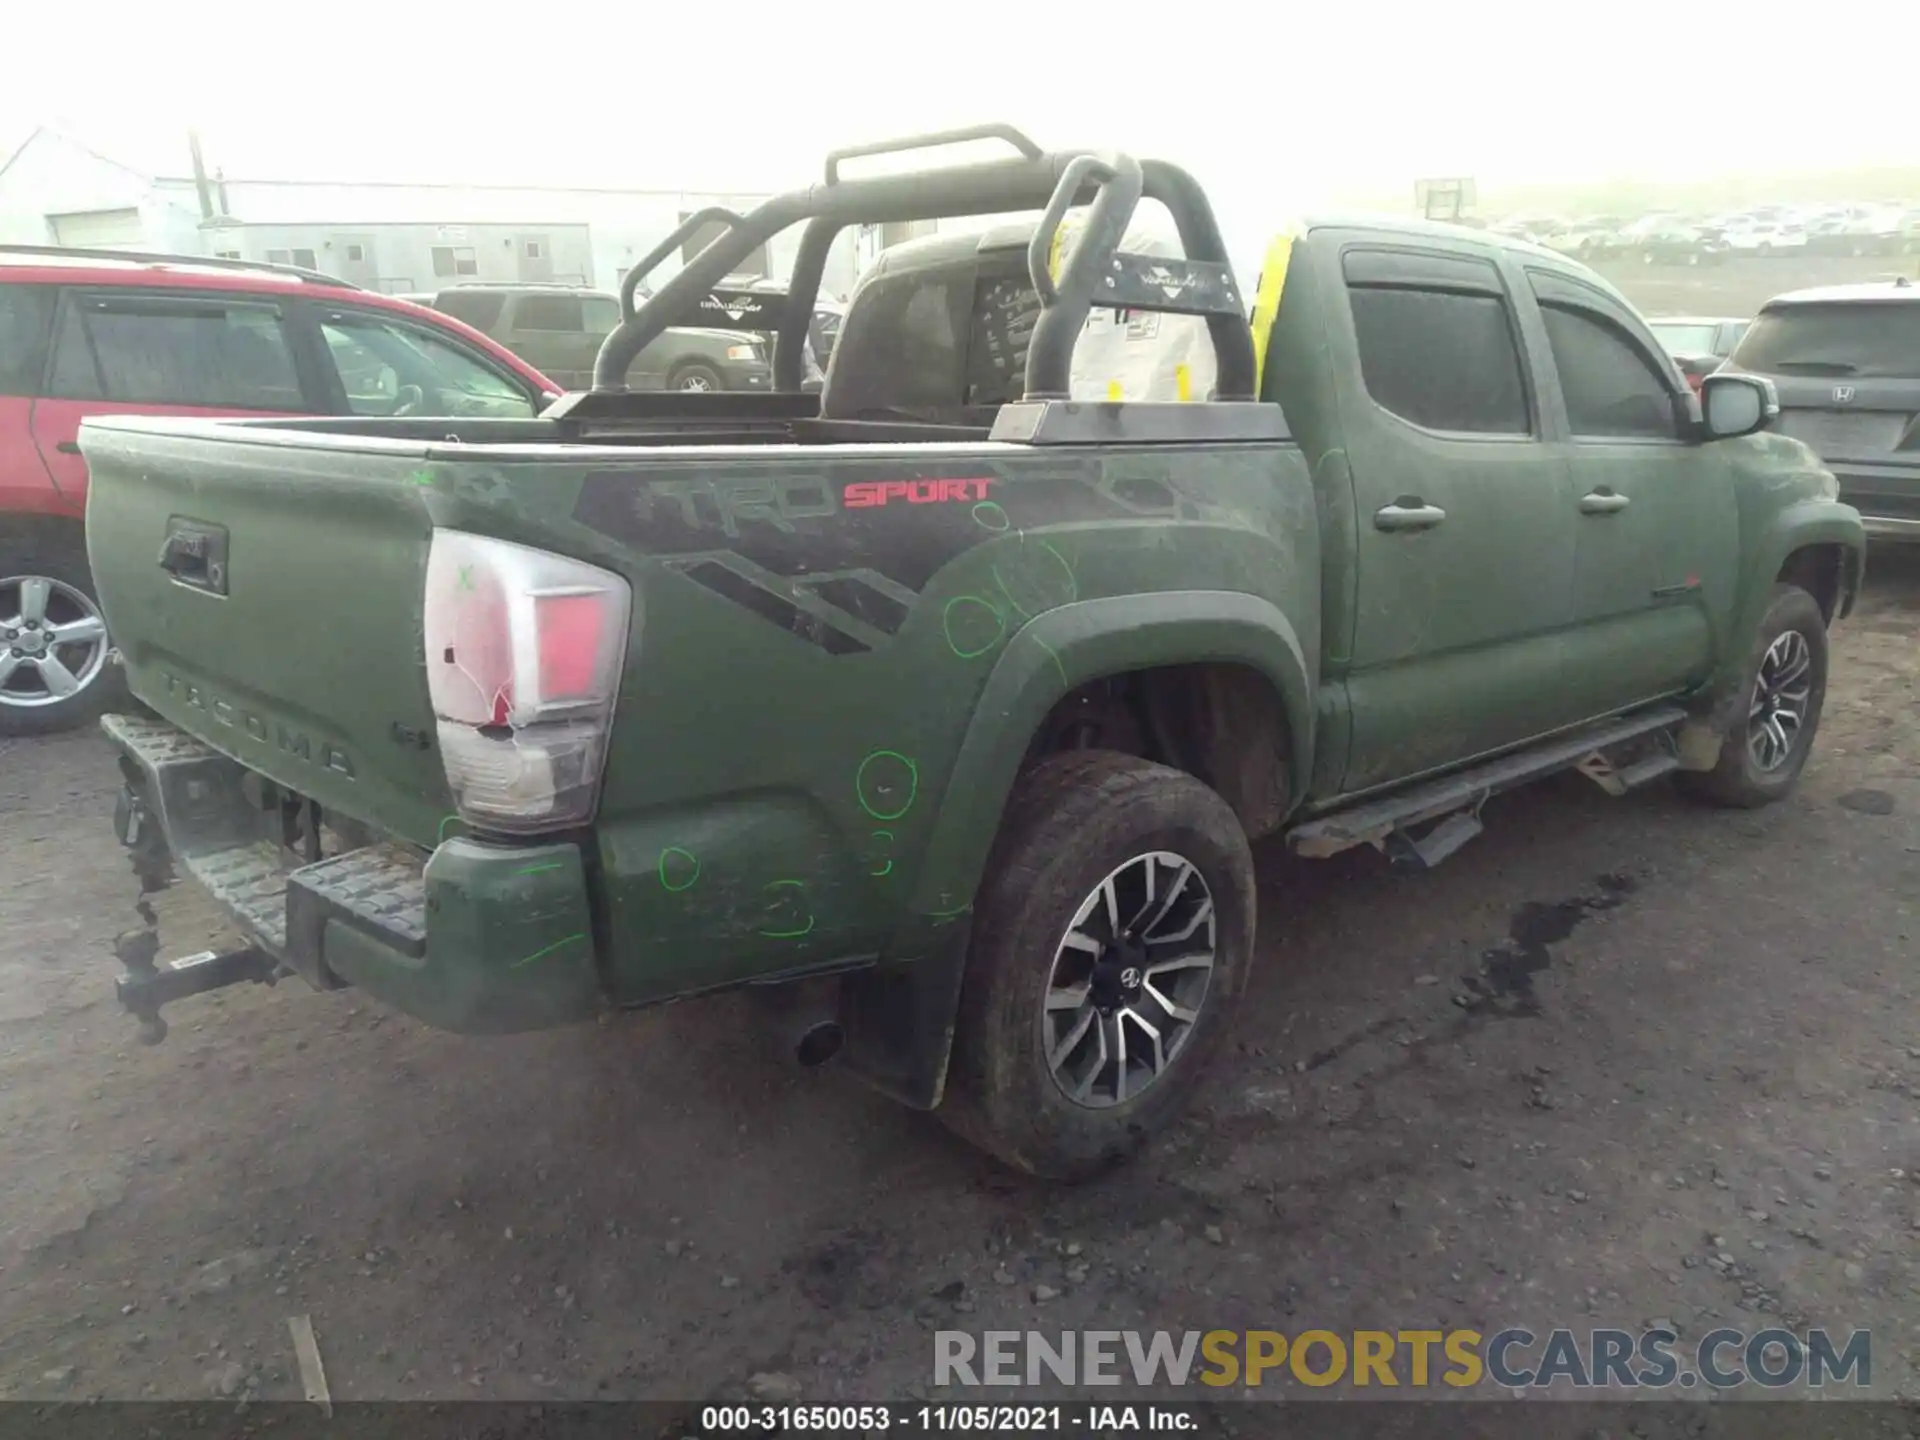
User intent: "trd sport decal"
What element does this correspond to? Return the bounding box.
[842,478,993,508]
[569,460,1169,657]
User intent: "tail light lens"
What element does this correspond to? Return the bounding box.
[423,530,633,834]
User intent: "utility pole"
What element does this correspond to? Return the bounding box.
[187,130,214,221]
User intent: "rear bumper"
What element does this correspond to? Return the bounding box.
[103,712,603,1034]
[1830,461,1920,541]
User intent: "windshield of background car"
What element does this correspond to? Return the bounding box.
[1649,322,1720,357]
[1729,302,1920,379]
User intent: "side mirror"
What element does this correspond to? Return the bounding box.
[1698,372,1777,440]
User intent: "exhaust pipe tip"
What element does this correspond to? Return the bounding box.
[795,1020,845,1069]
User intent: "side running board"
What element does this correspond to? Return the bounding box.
[1288,705,1688,867]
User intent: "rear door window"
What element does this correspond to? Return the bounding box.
[47,293,306,409]
[1346,285,1531,434]
[0,284,57,395]
[1730,302,1920,379]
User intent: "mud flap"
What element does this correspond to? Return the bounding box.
[837,915,973,1111]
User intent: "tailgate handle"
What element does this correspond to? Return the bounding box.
[158,520,229,596]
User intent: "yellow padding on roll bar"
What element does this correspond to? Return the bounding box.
[1249,230,1297,397]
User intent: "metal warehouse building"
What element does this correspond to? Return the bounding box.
[0,127,864,298]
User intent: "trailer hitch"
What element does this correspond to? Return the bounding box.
[115,944,280,1045]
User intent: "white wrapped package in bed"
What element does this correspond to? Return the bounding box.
[1051,213,1218,403]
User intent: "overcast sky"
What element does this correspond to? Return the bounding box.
[5,0,1914,212]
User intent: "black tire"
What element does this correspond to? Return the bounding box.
[0,527,126,737]
[1677,584,1828,809]
[939,750,1256,1181]
[666,362,724,393]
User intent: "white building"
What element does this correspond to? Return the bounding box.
[0,127,862,298]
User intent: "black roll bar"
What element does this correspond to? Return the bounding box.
[822,122,1043,184]
[616,206,743,320]
[593,127,1256,402]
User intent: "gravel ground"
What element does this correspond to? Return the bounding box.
[1,551,1916,1420]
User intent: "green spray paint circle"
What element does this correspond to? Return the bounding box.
[943,595,1006,659]
[991,537,1078,620]
[856,751,918,821]
[971,500,1011,532]
[658,846,701,892]
[758,879,815,938]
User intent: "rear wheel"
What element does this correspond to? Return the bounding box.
[0,531,122,737]
[940,750,1256,1180]
[1678,584,1828,809]
[667,362,724,392]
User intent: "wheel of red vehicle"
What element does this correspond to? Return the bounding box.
[0,531,124,737]
[939,750,1256,1181]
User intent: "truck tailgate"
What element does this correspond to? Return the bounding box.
[81,419,451,847]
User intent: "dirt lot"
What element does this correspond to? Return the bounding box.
[1599,251,1914,321]
[2,551,1917,1416]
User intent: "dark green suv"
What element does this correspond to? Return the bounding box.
[404,284,770,393]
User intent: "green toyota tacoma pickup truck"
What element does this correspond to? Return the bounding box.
[81,126,1864,1180]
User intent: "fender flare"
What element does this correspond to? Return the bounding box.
[840,590,1314,1111]
[908,589,1315,917]
[1690,500,1864,740]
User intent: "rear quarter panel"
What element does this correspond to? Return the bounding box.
[78,420,1320,1009]
[504,441,1320,1004]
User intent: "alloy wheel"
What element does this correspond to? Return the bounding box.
[1041,851,1217,1109]
[0,574,110,712]
[1747,630,1813,773]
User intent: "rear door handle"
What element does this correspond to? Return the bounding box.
[1580,489,1631,515]
[1373,499,1447,532]
[56,441,81,455]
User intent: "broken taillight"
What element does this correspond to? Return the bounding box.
[422,531,633,834]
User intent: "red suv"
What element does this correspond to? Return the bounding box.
[0,247,562,735]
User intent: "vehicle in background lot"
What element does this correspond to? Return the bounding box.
[0,247,560,736]
[1542,219,1623,260]
[402,283,771,394]
[736,275,846,384]
[1620,215,1728,267]
[1723,219,1809,254]
[79,126,1863,1180]
[1722,278,1920,540]
[1647,315,1751,391]
[1808,205,1908,256]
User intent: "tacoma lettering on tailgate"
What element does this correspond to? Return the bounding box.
[162,673,357,779]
